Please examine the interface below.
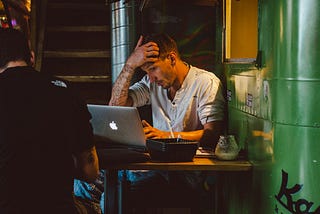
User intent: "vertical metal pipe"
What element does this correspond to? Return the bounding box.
[110,0,137,84]
[271,1,320,213]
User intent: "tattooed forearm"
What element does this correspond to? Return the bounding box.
[109,64,135,106]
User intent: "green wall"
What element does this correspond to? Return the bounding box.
[223,0,320,213]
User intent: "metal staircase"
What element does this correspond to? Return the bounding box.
[31,0,111,104]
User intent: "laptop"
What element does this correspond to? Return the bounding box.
[87,104,146,151]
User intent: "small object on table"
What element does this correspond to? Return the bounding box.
[146,138,199,162]
[215,135,239,160]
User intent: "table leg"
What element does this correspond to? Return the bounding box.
[214,173,224,214]
[104,170,118,214]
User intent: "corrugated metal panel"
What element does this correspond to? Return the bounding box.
[110,0,137,84]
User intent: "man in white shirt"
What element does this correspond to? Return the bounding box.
[75,33,226,213]
[109,33,226,187]
[109,33,225,144]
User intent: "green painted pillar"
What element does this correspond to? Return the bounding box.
[271,0,320,213]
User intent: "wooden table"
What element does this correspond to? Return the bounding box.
[101,157,252,214]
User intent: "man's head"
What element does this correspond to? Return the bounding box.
[0,28,32,69]
[140,33,182,89]
[142,33,180,60]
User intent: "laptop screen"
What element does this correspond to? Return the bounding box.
[87,104,146,149]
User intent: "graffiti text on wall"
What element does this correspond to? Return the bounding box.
[275,170,320,213]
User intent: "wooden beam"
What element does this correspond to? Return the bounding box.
[43,50,110,58]
[56,75,111,83]
[48,3,107,10]
[47,25,109,32]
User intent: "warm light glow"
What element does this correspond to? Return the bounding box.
[226,0,231,59]
[225,0,258,60]
[26,0,31,12]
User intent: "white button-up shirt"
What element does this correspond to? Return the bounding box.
[129,65,225,132]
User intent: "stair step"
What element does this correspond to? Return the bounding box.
[56,75,111,83]
[47,25,109,32]
[48,3,107,10]
[33,0,112,103]
[43,50,110,58]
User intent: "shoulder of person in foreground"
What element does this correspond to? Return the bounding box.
[71,95,99,183]
[47,74,100,183]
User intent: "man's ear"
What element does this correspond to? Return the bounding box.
[30,51,35,67]
[168,52,176,66]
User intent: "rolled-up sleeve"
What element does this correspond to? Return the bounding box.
[128,75,151,107]
[198,78,225,125]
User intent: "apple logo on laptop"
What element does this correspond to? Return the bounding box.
[109,121,118,130]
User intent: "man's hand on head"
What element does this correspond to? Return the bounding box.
[126,35,160,69]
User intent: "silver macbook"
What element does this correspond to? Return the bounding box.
[87,104,146,149]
